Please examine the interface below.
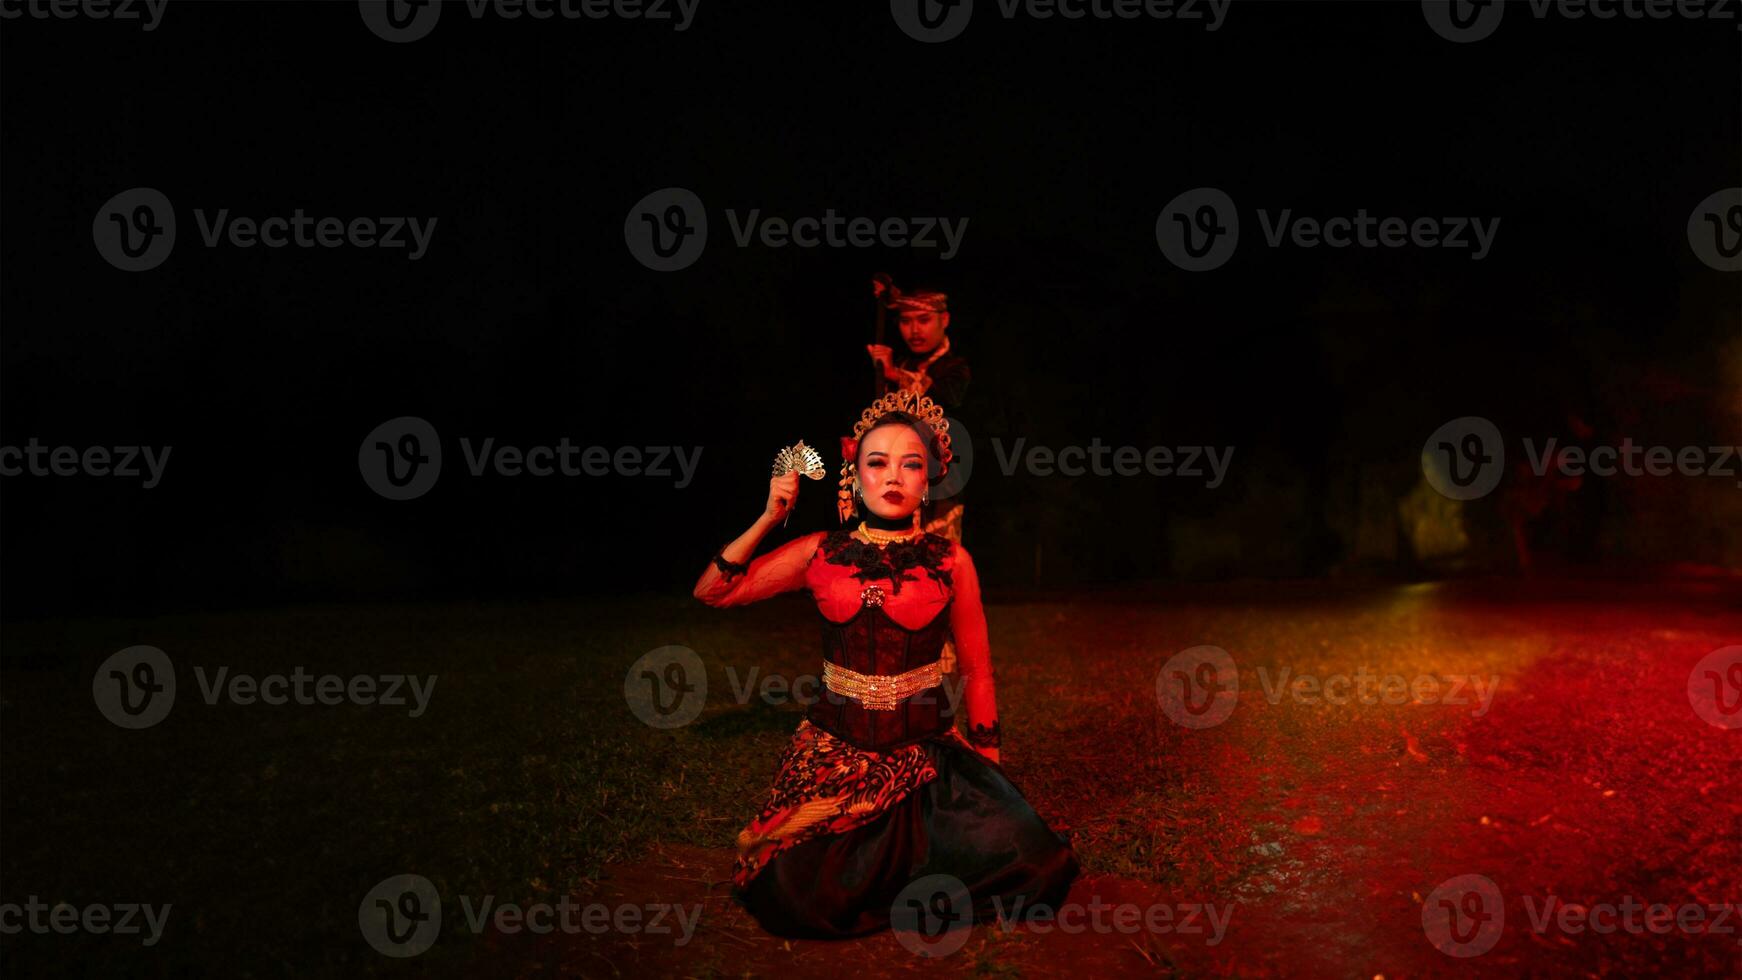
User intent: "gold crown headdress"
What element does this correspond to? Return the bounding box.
[836,388,952,524]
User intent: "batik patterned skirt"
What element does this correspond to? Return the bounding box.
[731,718,1078,938]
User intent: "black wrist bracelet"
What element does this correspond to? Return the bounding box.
[713,552,749,582]
[966,720,1002,749]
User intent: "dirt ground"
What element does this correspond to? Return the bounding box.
[488,578,1742,978]
[3,577,1739,977]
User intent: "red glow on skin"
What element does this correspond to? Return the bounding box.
[898,309,948,354]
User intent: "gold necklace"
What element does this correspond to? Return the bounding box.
[855,520,923,546]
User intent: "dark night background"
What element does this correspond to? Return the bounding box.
[2,1,1739,621]
[3,5,1742,978]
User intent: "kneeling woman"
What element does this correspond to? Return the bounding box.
[692,389,1078,937]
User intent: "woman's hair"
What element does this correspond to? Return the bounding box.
[857,411,947,485]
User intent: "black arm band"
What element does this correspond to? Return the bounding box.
[713,552,749,582]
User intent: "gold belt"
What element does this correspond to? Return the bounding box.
[822,660,942,711]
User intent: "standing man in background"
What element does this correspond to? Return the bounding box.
[867,281,971,541]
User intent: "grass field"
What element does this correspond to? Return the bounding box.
[3,578,1739,977]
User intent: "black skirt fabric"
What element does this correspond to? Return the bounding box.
[734,734,1079,938]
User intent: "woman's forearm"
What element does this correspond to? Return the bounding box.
[693,515,776,599]
[720,513,779,565]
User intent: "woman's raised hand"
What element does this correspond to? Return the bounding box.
[764,471,801,525]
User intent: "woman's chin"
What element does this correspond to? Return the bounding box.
[863,503,919,523]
